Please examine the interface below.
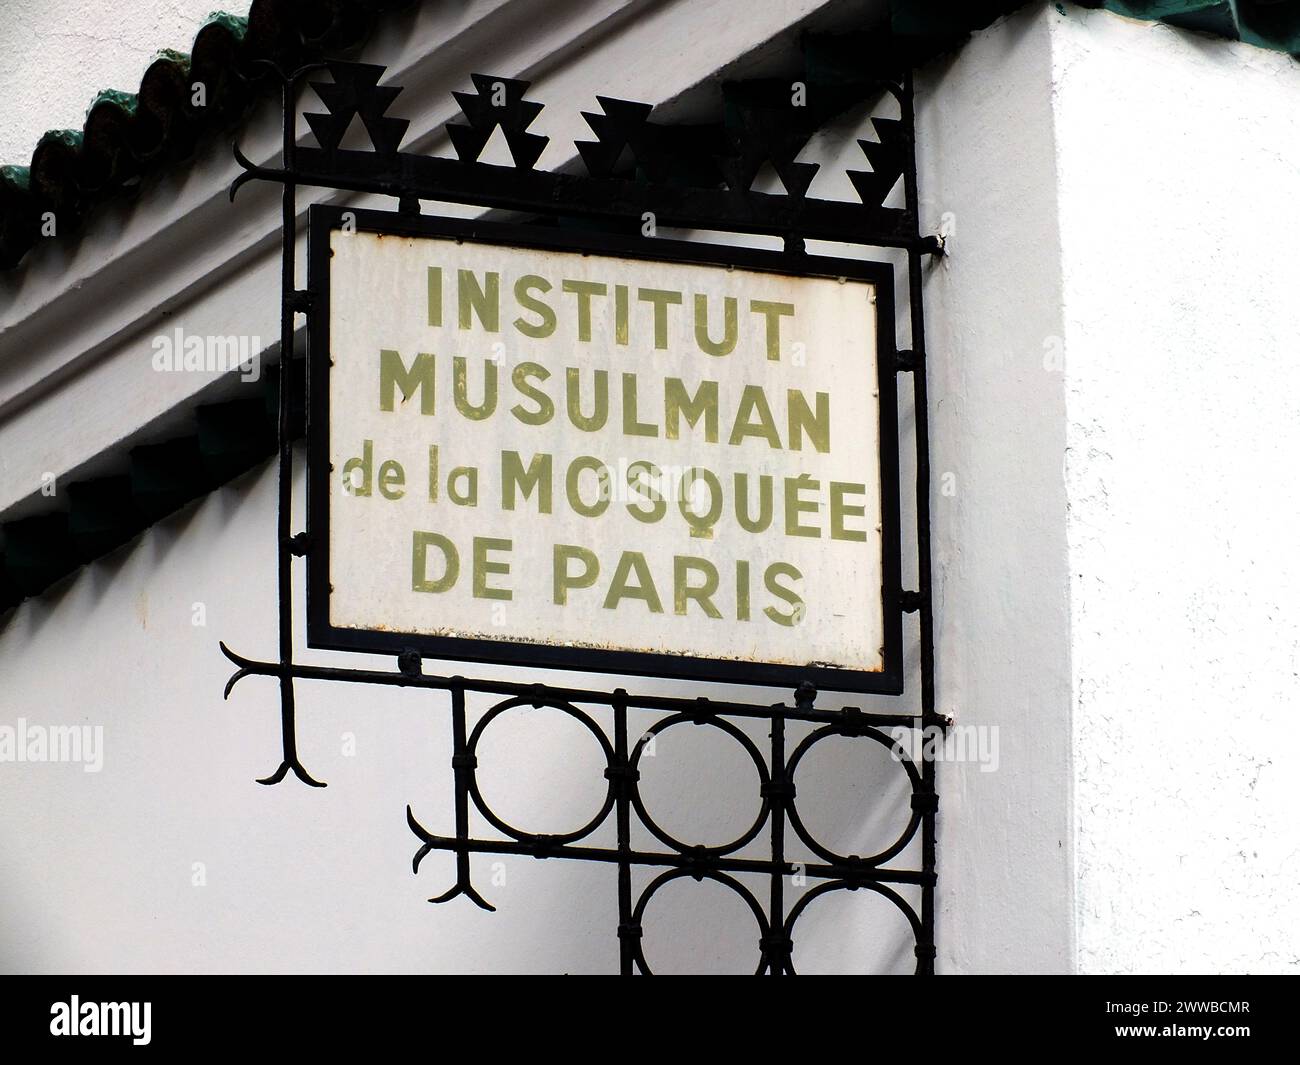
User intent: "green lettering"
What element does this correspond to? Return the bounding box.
[622,373,659,437]
[680,467,723,539]
[412,532,458,593]
[567,368,609,431]
[427,267,442,327]
[664,378,718,442]
[379,349,435,414]
[784,474,820,537]
[377,459,405,500]
[626,461,667,524]
[637,288,682,349]
[603,551,663,613]
[514,275,556,338]
[694,294,737,356]
[473,537,512,600]
[448,466,479,506]
[458,270,500,332]
[750,300,794,361]
[763,562,804,626]
[830,481,869,542]
[734,472,773,533]
[453,356,498,420]
[562,279,607,341]
[511,362,554,424]
[787,390,830,453]
[501,451,553,513]
[674,556,722,618]
[736,560,751,621]
[615,285,630,345]
[342,439,373,497]
[553,544,599,604]
[728,385,782,448]
[566,456,611,517]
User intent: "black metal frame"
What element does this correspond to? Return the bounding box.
[220,59,943,974]
[305,205,904,694]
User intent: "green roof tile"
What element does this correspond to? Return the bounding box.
[0,1,418,270]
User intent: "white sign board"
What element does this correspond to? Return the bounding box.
[308,214,899,691]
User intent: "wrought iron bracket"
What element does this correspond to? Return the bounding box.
[218,56,941,974]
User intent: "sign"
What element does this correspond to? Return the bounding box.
[306,209,901,692]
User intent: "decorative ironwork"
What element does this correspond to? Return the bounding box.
[221,57,943,974]
[304,61,410,158]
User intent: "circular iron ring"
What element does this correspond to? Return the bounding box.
[465,695,617,846]
[630,867,771,976]
[784,723,923,868]
[629,712,771,858]
[781,877,924,976]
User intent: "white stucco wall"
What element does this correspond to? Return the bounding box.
[921,3,1300,973]
[1050,8,1300,974]
[917,7,1077,974]
[917,2,1300,975]
[0,0,251,165]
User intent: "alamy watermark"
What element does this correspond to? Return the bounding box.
[50,997,150,1045]
[0,719,104,773]
[151,327,262,382]
[890,724,999,773]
